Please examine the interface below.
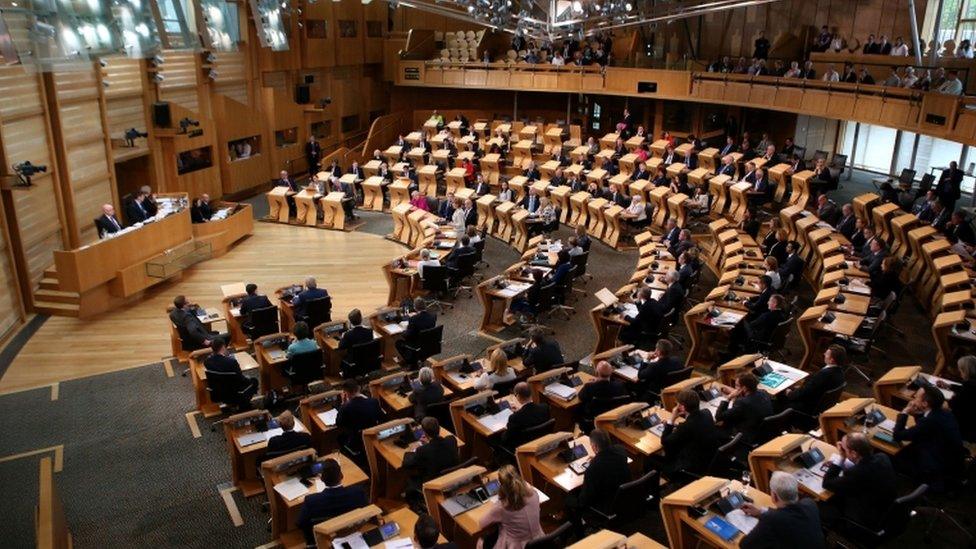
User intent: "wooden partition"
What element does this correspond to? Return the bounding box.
[35,456,71,549]
[212,94,271,195]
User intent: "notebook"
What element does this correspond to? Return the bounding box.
[317,409,339,427]
[544,382,577,400]
[704,516,740,541]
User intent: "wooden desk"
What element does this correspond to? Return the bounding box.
[192,201,253,258]
[223,409,310,497]
[370,370,456,418]
[716,354,808,396]
[294,188,321,226]
[450,391,520,458]
[874,366,957,409]
[798,305,864,371]
[748,434,837,501]
[363,417,463,501]
[299,390,343,454]
[262,449,368,547]
[267,186,292,223]
[819,398,912,456]
[319,192,347,231]
[595,402,670,469]
[569,191,591,228]
[527,368,596,430]
[516,432,594,507]
[255,333,293,394]
[476,276,532,333]
[568,530,666,549]
[190,350,258,416]
[494,201,516,242]
[661,476,774,549]
[683,302,746,368]
[313,505,441,549]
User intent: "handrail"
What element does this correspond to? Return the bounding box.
[692,71,925,102]
[425,60,604,74]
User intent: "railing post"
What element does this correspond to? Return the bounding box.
[908,0,924,65]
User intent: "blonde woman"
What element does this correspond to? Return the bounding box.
[763,256,783,290]
[474,348,516,390]
[477,465,543,548]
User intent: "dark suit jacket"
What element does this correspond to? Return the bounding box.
[937,168,963,203]
[293,287,328,317]
[297,485,368,543]
[637,356,684,393]
[746,287,773,317]
[893,408,964,479]
[610,192,629,207]
[745,309,787,344]
[408,381,445,418]
[661,409,721,474]
[266,430,313,457]
[403,435,459,482]
[336,396,384,438]
[622,297,665,341]
[182,313,214,347]
[740,499,825,549]
[663,227,681,248]
[404,310,437,342]
[277,177,299,192]
[950,380,976,442]
[767,240,788,265]
[338,325,373,350]
[715,390,773,445]
[779,254,804,285]
[579,445,631,512]
[463,208,477,227]
[522,339,564,371]
[579,379,628,416]
[437,201,455,219]
[239,294,273,321]
[191,202,213,223]
[659,283,685,315]
[203,353,248,387]
[823,453,897,528]
[785,365,844,415]
[126,200,148,224]
[503,402,551,447]
[521,194,541,213]
[95,214,123,237]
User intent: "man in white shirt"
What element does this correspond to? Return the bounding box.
[416,249,440,279]
[890,36,910,56]
[938,70,964,95]
[551,52,565,66]
[821,64,840,83]
[882,67,902,87]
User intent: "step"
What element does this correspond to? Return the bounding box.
[39,277,60,290]
[43,267,58,279]
[33,300,79,317]
[34,289,80,304]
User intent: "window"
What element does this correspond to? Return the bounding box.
[275,128,298,148]
[840,122,897,173]
[199,0,241,51]
[338,20,357,38]
[591,103,601,131]
[311,121,332,139]
[249,0,290,51]
[915,135,964,177]
[157,0,199,49]
[306,20,327,39]
[228,136,260,161]
[177,147,213,175]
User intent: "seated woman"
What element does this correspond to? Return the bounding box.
[669,174,691,196]
[410,190,430,211]
[868,256,902,301]
[532,197,558,236]
[286,321,319,358]
[497,180,514,202]
[622,195,650,228]
[474,348,518,390]
[477,465,543,549]
[688,185,710,218]
[763,256,783,290]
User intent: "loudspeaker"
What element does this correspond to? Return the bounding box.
[295,84,310,104]
[636,81,657,93]
[152,101,172,128]
[304,74,314,84]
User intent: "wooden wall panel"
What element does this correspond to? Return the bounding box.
[104,96,147,140]
[102,57,145,97]
[12,178,64,287]
[160,88,200,113]
[0,231,19,339]
[3,116,54,169]
[334,0,366,66]
[0,69,45,120]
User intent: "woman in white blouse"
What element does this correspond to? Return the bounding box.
[763,256,783,290]
[624,195,648,224]
[498,181,514,202]
[474,348,517,390]
[890,36,909,56]
[450,197,466,231]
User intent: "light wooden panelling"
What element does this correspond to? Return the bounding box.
[0,232,19,340]
[0,68,45,120]
[159,51,202,113]
[2,115,54,169]
[102,56,145,97]
[12,177,64,286]
[160,87,200,114]
[105,96,148,140]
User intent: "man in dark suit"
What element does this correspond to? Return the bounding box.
[415,514,458,549]
[619,287,665,345]
[522,329,565,371]
[740,472,825,549]
[608,185,629,207]
[835,203,857,240]
[579,361,629,418]
[472,175,491,196]
[443,235,475,269]
[766,230,788,264]
[937,161,964,213]
[661,389,721,478]
[731,293,787,354]
[819,433,897,531]
[660,219,680,248]
[523,161,541,181]
[305,135,322,174]
[658,270,685,316]
[403,416,459,492]
[140,185,158,217]
[503,382,551,449]
[409,366,445,419]
[565,428,632,536]
[716,372,774,448]
[277,169,300,192]
[521,188,541,213]
[784,344,846,415]
[336,379,384,453]
[171,295,224,349]
[239,283,273,337]
[126,192,150,224]
[778,242,804,288]
[462,199,477,227]
[632,162,652,182]
[266,410,313,457]
[396,298,438,366]
[338,308,373,350]
[669,229,695,259]
[743,275,773,318]
[637,339,683,395]
[348,161,365,180]
[95,203,124,238]
[858,238,887,275]
[893,385,965,490]
[816,194,841,226]
[297,457,369,546]
[437,194,456,219]
[291,276,328,320]
[203,338,258,408]
[719,136,736,156]
[191,194,214,223]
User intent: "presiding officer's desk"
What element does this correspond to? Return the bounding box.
[222,409,309,497]
[191,201,253,257]
[449,390,519,459]
[260,449,368,547]
[716,354,810,397]
[568,530,666,549]
[748,434,838,502]
[874,365,958,409]
[819,397,914,456]
[527,367,596,431]
[595,402,671,469]
[188,348,259,417]
[370,370,455,418]
[299,390,343,455]
[660,476,774,549]
[313,504,443,549]
[422,465,550,549]
[54,194,196,317]
[362,417,464,501]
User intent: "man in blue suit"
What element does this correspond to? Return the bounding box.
[291,276,328,319]
[297,457,368,545]
[894,384,965,491]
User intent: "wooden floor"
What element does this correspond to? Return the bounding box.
[0,222,403,394]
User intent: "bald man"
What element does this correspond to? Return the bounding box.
[95,203,123,238]
[579,360,628,419]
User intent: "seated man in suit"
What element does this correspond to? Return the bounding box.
[819,433,897,532]
[191,194,214,223]
[125,191,150,224]
[338,308,374,351]
[716,372,774,449]
[740,472,826,549]
[783,344,846,416]
[858,238,887,275]
[238,283,273,337]
[266,410,313,457]
[296,457,369,546]
[171,295,225,349]
[437,193,456,220]
[95,203,124,238]
[619,287,665,345]
[276,169,300,217]
[637,339,684,396]
[395,298,438,367]
[565,429,632,536]
[503,382,551,450]
[893,385,965,490]
[336,379,384,457]
[403,417,459,494]
[658,269,686,316]
[816,194,841,225]
[443,235,475,269]
[520,187,541,213]
[661,389,721,478]
[291,276,329,321]
[742,275,773,318]
[728,293,787,356]
[579,361,629,419]
[660,218,680,248]
[521,328,565,371]
[778,242,804,288]
[203,338,258,409]
[408,366,445,419]
[835,203,857,240]
[414,514,458,549]
[140,185,159,217]
[669,229,695,259]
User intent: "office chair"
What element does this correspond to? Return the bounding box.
[750,314,795,359]
[398,325,444,369]
[302,296,332,327]
[450,252,478,297]
[754,408,795,447]
[472,238,489,271]
[491,377,519,397]
[244,306,279,341]
[203,370,256,429]
[423,400,454,431]
[917,172,935,197]
[570,251,592,289]
[792,382,846,430]
[419,265,456,312]
[340,338,383,379]
[524,522,573,549]
[282,350,325,392]
[494,418,556,465]
[830,484,928,548]
[645,366,693,404]
[835,310,887,383]
[708,433,747,477]
[583,470,660,531]
[549,267,576,318]
[581,394,631,433]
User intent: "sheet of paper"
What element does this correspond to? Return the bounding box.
[616,365,639,382]
[384,538,415,549]
[794,468,825,494]
[237,432,265,447]
[595,287,618,307]
[877,419,896,432]
[332,532,369,549]
[544,382,577,400]
[274,477,310,501]
[725,509,759,534]
[621,303,639,318]
[384,323,405,335]
[478,408,514,432]
[318,409,338,427]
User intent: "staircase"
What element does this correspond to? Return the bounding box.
[33,266,81,317]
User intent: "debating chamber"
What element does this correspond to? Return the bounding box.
[5,0,976,547]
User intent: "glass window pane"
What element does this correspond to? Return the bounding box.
[939,0,964,44]
[850,124,897,173]
[914,135,964,179]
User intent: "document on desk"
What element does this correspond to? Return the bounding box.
[621,302,639,318]
[712,311,744,326]
[384,322,406,335]
[725,509,759,534]
[332,532,369,549]
[384,538,414,549]
[877,419,896,433]
[615,365,639,382]
[275,477,317,501]
[496,282,531,298]
[544,382,577,401]
[237,432,266,447]
[478,408,514,433]
[317,409,339,427]
[793,468,825,495]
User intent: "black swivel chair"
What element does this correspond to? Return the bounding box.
[583,469,661,530]
[581,394,631,432]
[424,400,454,431]
[204,370,252,412]
[570,251,592,288]
[645,366,693,404]
[753,408,795,448]
[472,238,489,270]
[832,484,928,548]
[451,252,478,297]
[303,296,332,327]
[491,377,519,397]
[340,338,383,379]
[282,350,325,391]
[750,314,795,359]
[399,325,444,368]
[495,418,556,465]
[420,265,456,312]
[244,306,280,340]
[793,382,846,430]
[524,522,573,549]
